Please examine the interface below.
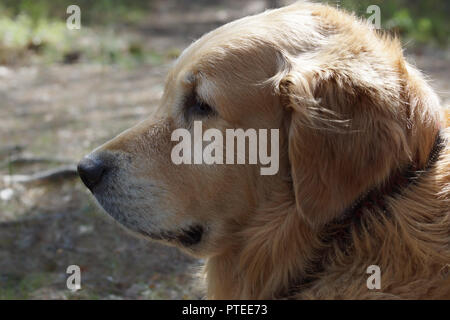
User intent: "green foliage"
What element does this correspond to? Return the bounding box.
[337,0,449,46]
[0,273,51,299]
[0,0,447,66]
[0,0,151,25]
[0,13,72,64]
[0,1,165,66]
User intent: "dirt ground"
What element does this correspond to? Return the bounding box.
[0,1,449,299]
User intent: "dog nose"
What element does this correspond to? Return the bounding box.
[77,155,107,190]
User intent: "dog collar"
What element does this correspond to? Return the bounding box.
[339,130,446,224]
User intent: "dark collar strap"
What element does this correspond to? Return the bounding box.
[339,130,446,224]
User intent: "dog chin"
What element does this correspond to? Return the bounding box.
[98,203,205,248]
[91,190,205,247]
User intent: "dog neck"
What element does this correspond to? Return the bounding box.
[204,182,319,299]
[203,131,447,299]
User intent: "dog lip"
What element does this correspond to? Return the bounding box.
[176,225,204,246]
[137,224,204,247]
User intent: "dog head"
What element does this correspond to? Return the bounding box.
[78,3,442,257]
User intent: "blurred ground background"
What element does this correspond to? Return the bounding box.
[0,0,448,299]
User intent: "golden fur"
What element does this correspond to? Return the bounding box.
[81,2,450,299]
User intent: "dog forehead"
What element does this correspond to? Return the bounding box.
[172,14,283,75]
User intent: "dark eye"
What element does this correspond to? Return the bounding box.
[184,94,215,120]
[192,101,212,115]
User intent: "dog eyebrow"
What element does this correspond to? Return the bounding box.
[184,72,196,85]
[181,72,200,102]
[180,71,218,119]
[182,72,210,107]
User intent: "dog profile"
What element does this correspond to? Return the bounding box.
[78,2,450,299]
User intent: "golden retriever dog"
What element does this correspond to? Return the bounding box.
[78,2,450,299]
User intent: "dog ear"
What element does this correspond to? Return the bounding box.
[278,61,413,227]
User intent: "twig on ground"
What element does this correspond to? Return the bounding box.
[0,145,25,159]
[0,156,73,169]
[2,165,79,186]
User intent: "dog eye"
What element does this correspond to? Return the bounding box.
[192,101,212,115]
[184,95,215,120]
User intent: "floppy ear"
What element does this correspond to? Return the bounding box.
[279,61,413,227]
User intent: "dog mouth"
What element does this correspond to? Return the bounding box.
[95,196,205,247]
[85,170,205,247]
[92,192,205,247]
[137,224,204,247]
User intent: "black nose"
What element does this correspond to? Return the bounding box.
[77,156,107,190]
